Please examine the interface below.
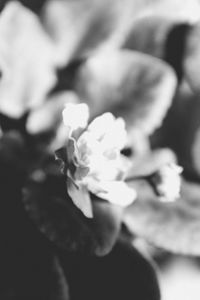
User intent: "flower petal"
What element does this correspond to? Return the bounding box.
[101,118,127,151]
[95,181,137,207]
[62,103,89,132]
[88,113,127,150]
[67,177,93,218]
[152,163,183,202]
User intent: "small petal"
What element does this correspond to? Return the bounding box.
[87,112,115,141]
[62,103,89,131]
[100,117,127,150]
[152,163,183,202]
[67,177,93,218]
[96,181,137,207]
[88,113,127,150]
[55,147,68,174]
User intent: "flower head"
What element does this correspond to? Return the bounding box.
[56,103,136,218]
[151,163,183,202]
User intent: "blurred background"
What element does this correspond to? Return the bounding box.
[2,1,200,299]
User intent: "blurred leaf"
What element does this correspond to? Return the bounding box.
[42,0,117,65]
[16,0,47,13]
[0,130,28,172]
[124,178,200,255]
[184,24,200,93]
[151,83,200,181]
[42,0,200,66]
[126,148,176,180]
[59,240,160,300]
[23,170,124,256]
[0,1,56,117]
[26,92,71,134]
[41,0,144,65]
[75,50,177,137]
[123,16,177,58]
[0,135,70,299]
[139,0,200,22]
[123,18,191,82]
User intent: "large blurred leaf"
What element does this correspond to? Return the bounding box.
[0,1,56,117]
[41,0,143,65]
[126,148,176,180]
[151,83,200,181]
[184,24,200,93]
[26,92,73,134]
[74,50,177,136]
[139,0,200,22]
[41,0,200,66]
[0,130,28,172]
[124,178,200,255]
[123,17,192,82]
[0,133,70,299]
[23,169,124,256]
[123,16,179,59]
[59,240,160,300]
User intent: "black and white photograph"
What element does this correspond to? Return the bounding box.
[0,0,200,299]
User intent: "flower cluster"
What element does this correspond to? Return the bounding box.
[56,103,137,218]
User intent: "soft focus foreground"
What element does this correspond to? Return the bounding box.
[1,0,200,299]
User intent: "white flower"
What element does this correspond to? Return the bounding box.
[152,163,183,202]
[62,102,89,131]
[57,103,136,218]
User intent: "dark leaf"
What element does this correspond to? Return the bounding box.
[0,131,28,172]
[58,239,160,300]
[184,24,200,93]
[23,170,123,256]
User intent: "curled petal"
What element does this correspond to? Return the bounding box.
[62,103,89,132]
[67,177,93,218]
[95,181,137,207]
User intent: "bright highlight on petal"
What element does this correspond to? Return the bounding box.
[87,113,115,140]
[62,103,89,131]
